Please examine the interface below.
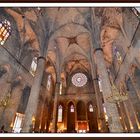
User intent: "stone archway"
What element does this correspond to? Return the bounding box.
[76,101,87,132]
[77,101,86,120]
[67,101,75,132]
[87,101,98,132]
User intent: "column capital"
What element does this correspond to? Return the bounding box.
[94,48,103,54]
[37,56,46,61]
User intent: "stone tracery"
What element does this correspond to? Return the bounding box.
[71,73,87,87]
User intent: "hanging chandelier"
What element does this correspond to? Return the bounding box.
[106,83,128,103]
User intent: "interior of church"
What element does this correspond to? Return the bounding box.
[0,7,140,133]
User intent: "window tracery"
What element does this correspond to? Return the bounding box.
[72,73,87,87]
[70,104,74,112]
[47,75,51,90]
[113,46,122,64]
[59,82,62,95]
[58,105,63,122]
[0,19,11,45]
[89,104,93,112]
[98,76,103,92]
[132,8,140,18]
[103,104,108,122]
[12,113,24,133]
[30,57,37,76]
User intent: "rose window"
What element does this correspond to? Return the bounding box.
[72,73,87,87]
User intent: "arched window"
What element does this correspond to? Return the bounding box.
[12,113,24,133]
[58,105,63,122]
[113,46,122,64]
[30,57,37,76]
[98,76,103,92]
[70,104,74,112]
[0,19,11,45]
[103,104,108,122]
[47,75,51,90]
[89,104,93,112]
[59,82,62,95]
[132,8,140,18]
[116,51,122,63]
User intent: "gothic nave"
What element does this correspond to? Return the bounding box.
[0,7,140,133]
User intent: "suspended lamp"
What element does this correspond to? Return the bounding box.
[106,83,128,103]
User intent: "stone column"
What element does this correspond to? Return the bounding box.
[1,84,23,132]
[63,104,67,131]
[38,87,48,132]
[130,77,140,100]
[123,99,139,132]
[117,102,127,132]
[123,101,135,132]
[75,103,78,131]
[94,48,123,132]
[36,98,46,132]
[0,71,11,119]
[90,47,107,132]
[90,61,106,132]
[50,82,60,133]
[98,92,108,132]
[22,56,46,132]
[129,77,140,123]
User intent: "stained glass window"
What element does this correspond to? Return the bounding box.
[12,113,24,133]
[30,57,37,76]
[132,8,140,18]
[0,19,11,45]
[58,105,63,122]
[89,104,93,112]
[113,46,122,64]
[70,104,74,112]
[103,104,108,122]
[72,73,87,87]
[59,82,62,95]
[47,75,51,90]
[98,76,103,92]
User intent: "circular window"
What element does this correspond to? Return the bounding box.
[72,73,87,87]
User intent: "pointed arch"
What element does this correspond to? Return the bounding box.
[67,101,75,132]
[87,101,98,132]
[77,101,86,120]
[89,104,94,112]
[30,57,37,76]
[58,105,63,122]
[0,19,11,45]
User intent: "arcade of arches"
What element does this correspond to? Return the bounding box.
[0,7,140,133]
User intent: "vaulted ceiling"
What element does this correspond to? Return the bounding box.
[2,7,125,83]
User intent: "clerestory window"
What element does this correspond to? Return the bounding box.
[58,105,63,122]
[30,57,37,76]
[70,104,74,112]
[89,104,94,112]
[0,19,11,45]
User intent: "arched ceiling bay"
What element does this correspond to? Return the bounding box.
[65,59,90,74]
[45,58,56,84]
[47,22,91,74]
[5,8,40,54]
[3,7,126,76]
[46,8,123,69]
[100,8,123,65]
